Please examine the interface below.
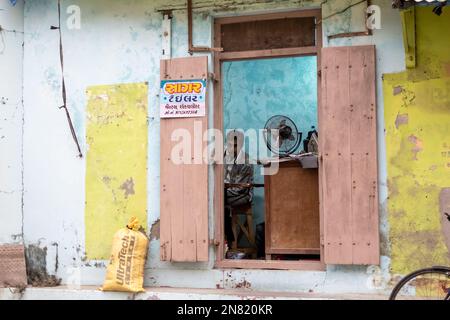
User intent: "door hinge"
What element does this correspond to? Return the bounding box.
[210,239,220,247]
[208,72,218,83]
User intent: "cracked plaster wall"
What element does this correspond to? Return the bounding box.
[12,0,409,293]
[0,0,24,245]
[383,7,450,275]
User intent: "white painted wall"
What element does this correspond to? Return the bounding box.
[17,0,405,294]
[0,0,24,244]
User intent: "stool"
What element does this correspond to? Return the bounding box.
[230,203,257,258]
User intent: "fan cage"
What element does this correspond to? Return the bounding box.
[264,115,303,157]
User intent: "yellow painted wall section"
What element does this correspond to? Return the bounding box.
[85,83,148,259]
[384,8,450,275]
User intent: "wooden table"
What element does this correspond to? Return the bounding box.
[264,161,320,260]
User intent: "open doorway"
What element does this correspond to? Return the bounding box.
[214,10,324,270]
[223,56,319,260]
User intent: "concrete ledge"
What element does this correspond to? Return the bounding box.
[0,286,389,300]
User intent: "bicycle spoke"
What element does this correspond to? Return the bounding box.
[391,268,450,300]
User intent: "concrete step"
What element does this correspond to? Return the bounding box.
[0,286,389,300]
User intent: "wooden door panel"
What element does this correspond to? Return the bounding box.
[321,45,379,265]
[265,163,320,254]
[160,57,209,262]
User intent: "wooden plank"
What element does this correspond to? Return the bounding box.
[215,9,321,25]
[321,47,353,264]
[159,115,171,261]
[220,17,315,52]
[216,259,325,271]
[348,46,379,265]
[170,119,188,262]
[321,45,379,265]
[366,46,380,265]
[160,56,208,81]
[264,170,272,259]
[182,132,209,261]
[265,164,320,254]
[160,57,209,262]
[266,248,321,255]
[316,18,325,264]
[218,47,318,61]
[183,152,199,262]
[160,118,181,262]
[192,144,209,262]
[213,20,225,262]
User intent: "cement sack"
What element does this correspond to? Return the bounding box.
[101,217,148,293]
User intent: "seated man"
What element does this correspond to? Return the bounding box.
[224,130,254,250]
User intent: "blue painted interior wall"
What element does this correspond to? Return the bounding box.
[223,56,318,225]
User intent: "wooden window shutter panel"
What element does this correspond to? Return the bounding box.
[160,56,209,262]
[320,45,379,265]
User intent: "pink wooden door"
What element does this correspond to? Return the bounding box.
[160,57,209,262]
[320,45,379,265]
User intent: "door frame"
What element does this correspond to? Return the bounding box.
[213,9,325,271]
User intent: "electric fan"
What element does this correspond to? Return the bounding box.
[264,115,303,157]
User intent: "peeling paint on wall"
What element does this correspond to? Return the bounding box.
[384,8,450,275]
[384,76,450,274]
[0,0,24,245]
[150,219,160,241]
[440,189,450,259]
[408,135,423,161]
[25,244,61,287]
[85,83,148,260]
[20,0,406,291]
[395,114,408,129]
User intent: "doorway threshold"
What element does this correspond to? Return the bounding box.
[215,259,325,271]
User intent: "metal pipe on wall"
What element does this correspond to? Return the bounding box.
[187,0,223,55]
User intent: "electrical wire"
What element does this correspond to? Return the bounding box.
[318,0,367,24]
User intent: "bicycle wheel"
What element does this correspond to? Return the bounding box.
[390,267,450,300]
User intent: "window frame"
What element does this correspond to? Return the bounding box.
[213,9,325,271]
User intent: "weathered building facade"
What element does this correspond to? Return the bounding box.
[0,0,449,299]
